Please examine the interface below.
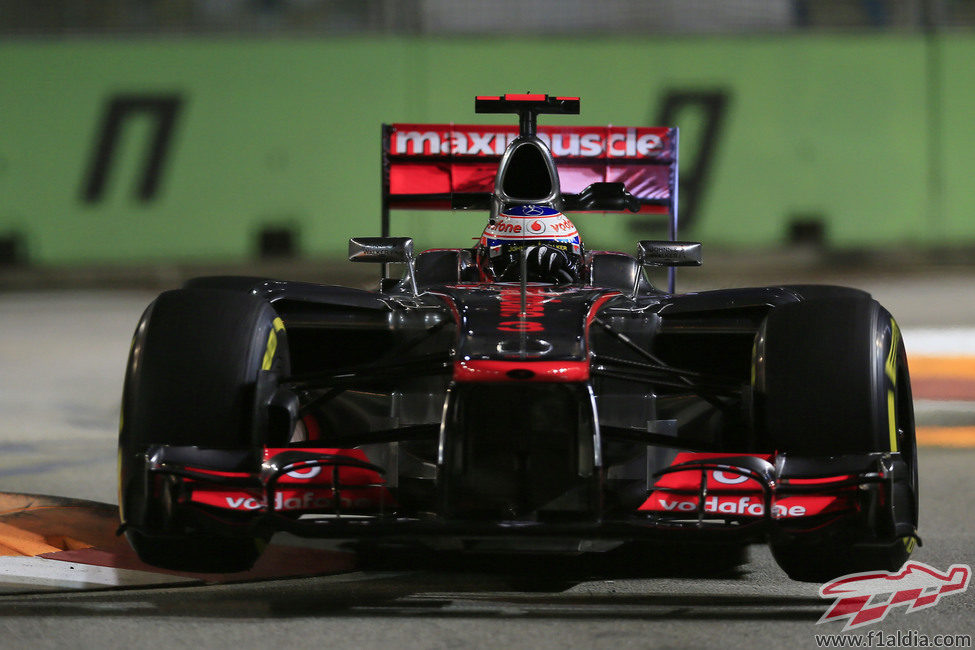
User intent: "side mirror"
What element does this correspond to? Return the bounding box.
[348,236,414,264]
[637,240,702,267]
[349,237,418,295]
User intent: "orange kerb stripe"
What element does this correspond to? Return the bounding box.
[0,521,94,557]
[910,356,975,379]
[916,426,975,448]
[0,530,61,556]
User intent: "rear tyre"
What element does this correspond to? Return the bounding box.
[118,288,289,572]
[755,297,918,582]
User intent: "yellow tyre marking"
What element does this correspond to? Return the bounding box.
[885,319,900,384]
[887,389,898,452]
[262,318,285,371]
[885,320,900,451]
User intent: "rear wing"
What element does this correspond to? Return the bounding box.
[381,123,679,240]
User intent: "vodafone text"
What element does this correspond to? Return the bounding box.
[657,495,807,517]
[498,288,546,332]
[493,217,575,235]
[224,491,374,511]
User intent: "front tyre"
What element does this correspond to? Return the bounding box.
[755,297,918,582]
[118,288,289,572]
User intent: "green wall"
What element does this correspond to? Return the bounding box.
[0,36,966,265]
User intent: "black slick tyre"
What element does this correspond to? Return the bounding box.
[755,297,918,582]
[118,288,289,572]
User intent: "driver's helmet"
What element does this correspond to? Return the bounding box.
[477,204,582,284]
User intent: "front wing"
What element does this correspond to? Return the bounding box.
[131,445,913,548]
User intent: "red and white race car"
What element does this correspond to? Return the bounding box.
[118,94,919,581]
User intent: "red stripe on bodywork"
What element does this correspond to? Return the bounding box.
[585,291,620,349]
[182,467,252,479]
[784,475,853,485]
[302,415,322,441]
[454,360,589,382]
[586,292,620,328]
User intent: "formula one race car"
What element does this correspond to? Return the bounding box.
[118,94,919,582]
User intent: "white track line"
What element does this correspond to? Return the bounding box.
[0,556,197,594]
[902,328,975,357]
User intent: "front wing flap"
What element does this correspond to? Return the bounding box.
[640,452,902,533]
